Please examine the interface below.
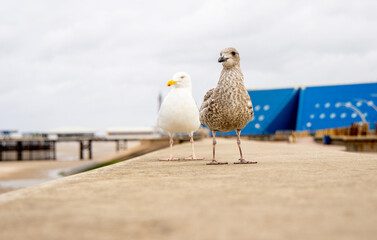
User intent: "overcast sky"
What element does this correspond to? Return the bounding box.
[1,0,377,132]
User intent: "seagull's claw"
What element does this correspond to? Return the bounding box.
[184,156,204,160]
[206,160,228,165]
[234,158,257,164]
[158,157,180,161]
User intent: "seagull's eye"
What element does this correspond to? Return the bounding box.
[231,51,236,56]
[180,76,184,79]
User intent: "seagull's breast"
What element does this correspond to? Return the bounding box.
[200,67,253,132]
[158,88,200,133]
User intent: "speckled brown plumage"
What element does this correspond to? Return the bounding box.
[200,47,256,165]
[200,48,253,133]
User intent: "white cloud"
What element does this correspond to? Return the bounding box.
[1,0,377,131]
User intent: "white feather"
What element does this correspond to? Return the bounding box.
[157,72,200,134]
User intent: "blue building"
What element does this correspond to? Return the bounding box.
[295,83,377,131]
[215,82,377,136]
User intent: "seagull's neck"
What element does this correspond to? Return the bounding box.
[219,65,244,86]
[173,85,192,93]
[222,62,241,70]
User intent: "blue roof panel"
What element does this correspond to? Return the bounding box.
[296,83,377,131]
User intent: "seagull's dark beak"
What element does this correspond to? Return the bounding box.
[218,56,228,63]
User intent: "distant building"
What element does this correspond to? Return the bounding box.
[0,130,21,139]
[296,83,377,131]
[22,132,48,139]
[47,127,95,139]
[106,127,159,139]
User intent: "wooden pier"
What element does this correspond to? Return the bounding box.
[0,137,143,161]
[0,139,56,161]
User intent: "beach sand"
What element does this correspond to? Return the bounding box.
[0,137,376,240]
[0,141,140,193]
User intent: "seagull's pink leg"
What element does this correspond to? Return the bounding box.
[185,131,204,160]
[234,129,257,164]
[206,131,227,165]
[159,133,179,161]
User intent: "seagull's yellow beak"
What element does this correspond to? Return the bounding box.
[167,80,178,87]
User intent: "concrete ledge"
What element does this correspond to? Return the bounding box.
[315,136,377,152]
[1,138,377,240]
[314,136,347,145]
[343,136,377,152]
[61,139,171,175]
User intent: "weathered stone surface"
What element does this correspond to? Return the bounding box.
[1,138,377,240]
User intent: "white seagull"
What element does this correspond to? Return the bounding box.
[157,72,204,161]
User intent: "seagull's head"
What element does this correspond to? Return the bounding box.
[167,72,192,89]
[218,47,240,68]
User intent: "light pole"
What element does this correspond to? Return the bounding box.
[356,99,377,112]
[336,102,367,123]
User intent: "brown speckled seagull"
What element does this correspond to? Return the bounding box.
[200,47,257,165]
